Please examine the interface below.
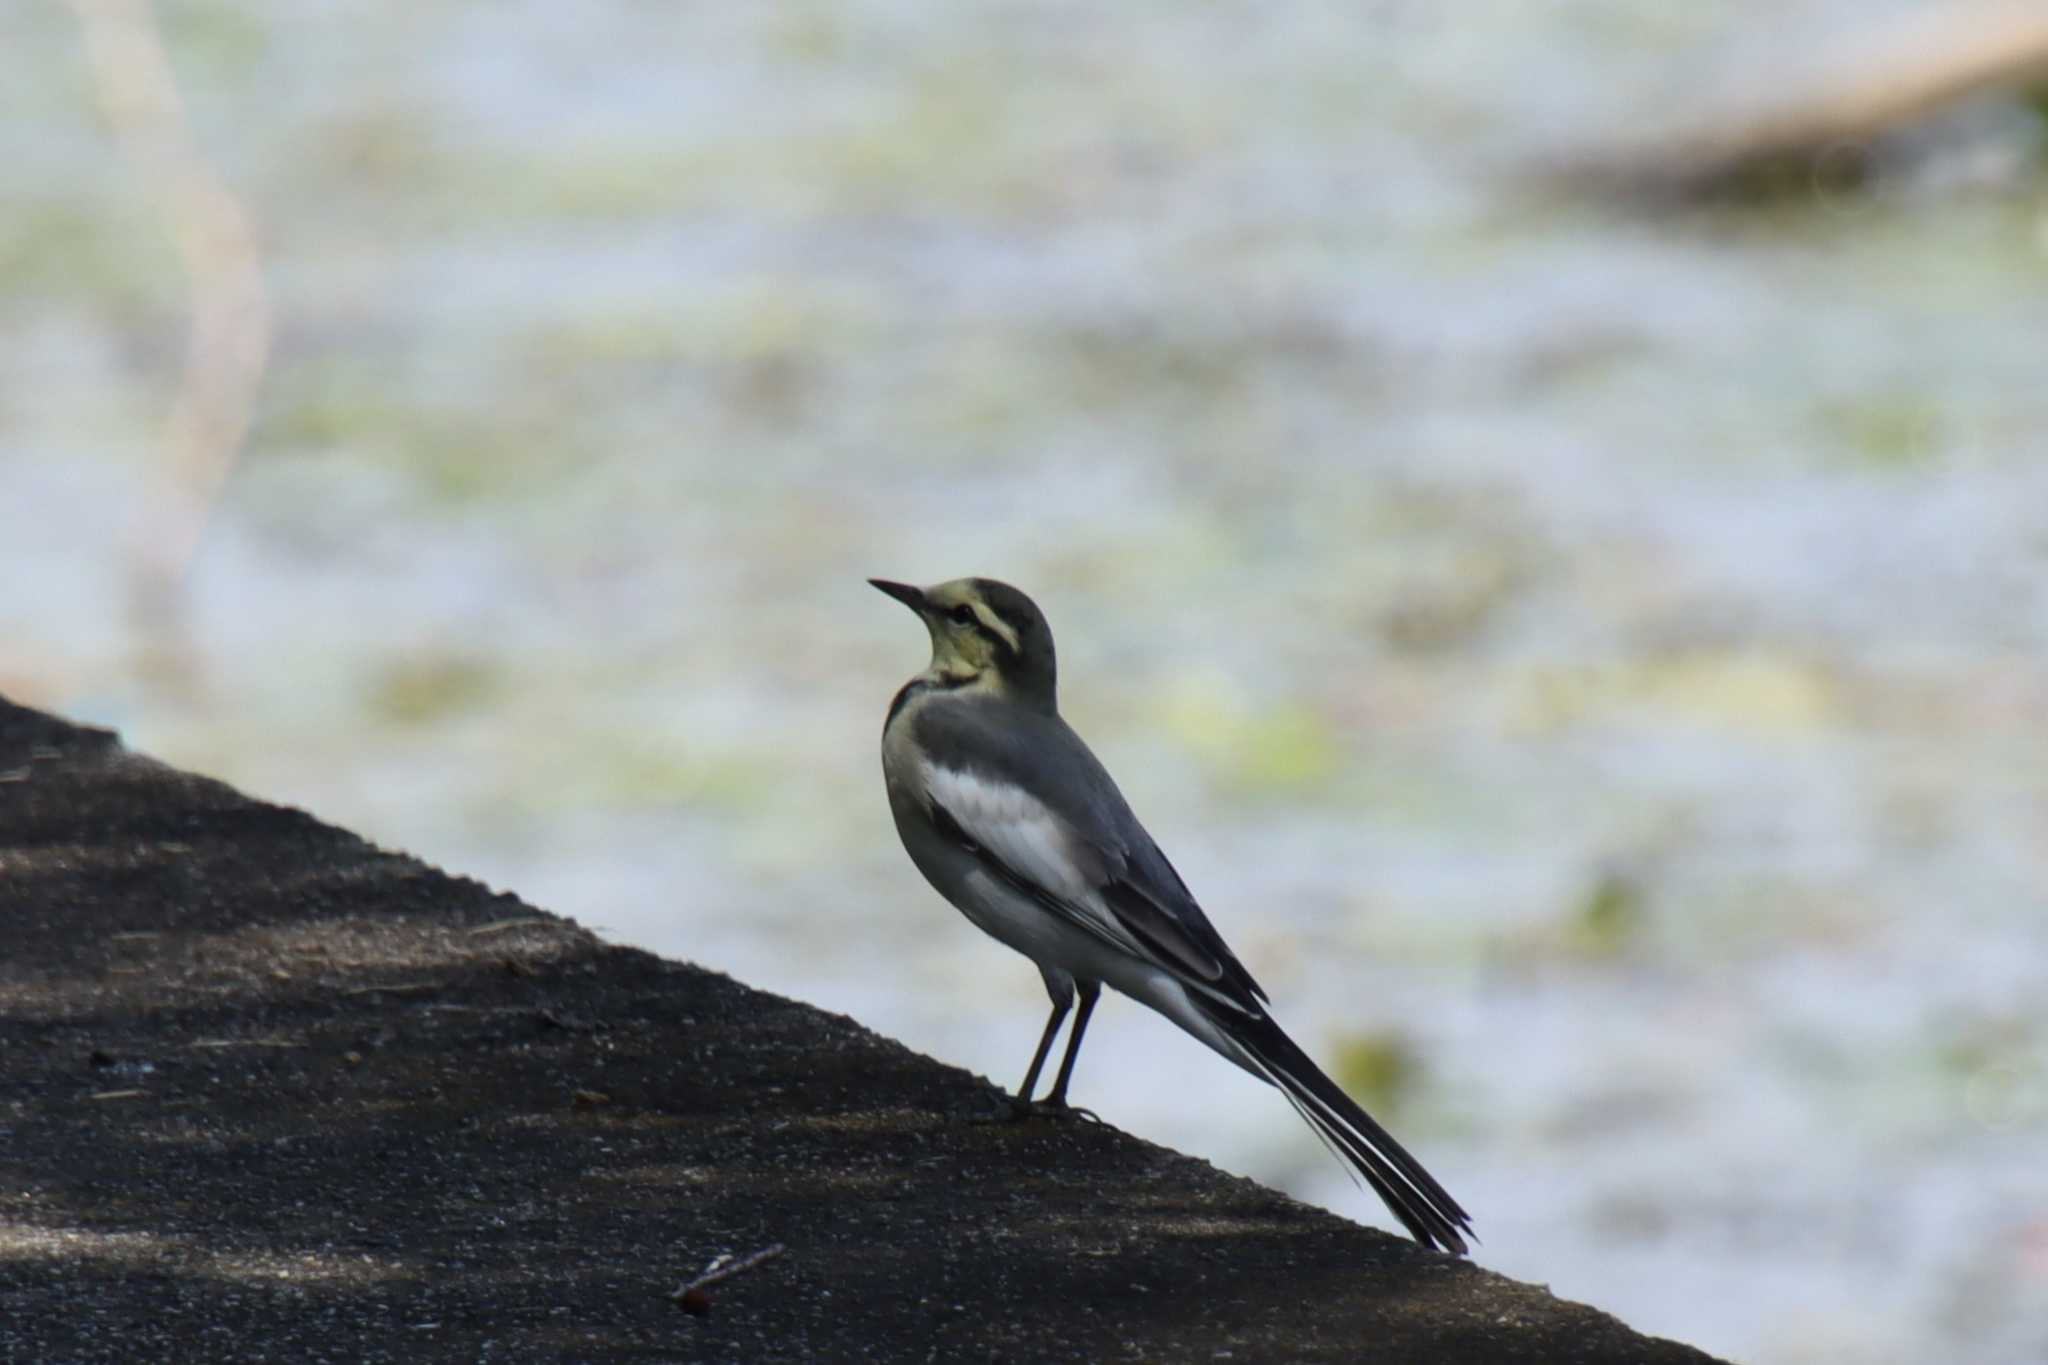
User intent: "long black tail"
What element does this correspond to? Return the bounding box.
[1213,1005,1472,1255]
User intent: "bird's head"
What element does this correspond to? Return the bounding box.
[870,576,1057,709]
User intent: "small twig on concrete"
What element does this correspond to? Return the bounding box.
[190,1038,298,1049]
[466,917,566,937]
[669,1243,787,1310]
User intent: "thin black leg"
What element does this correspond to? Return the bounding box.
[1044,981,1100,1108]
[1014,994,1072,1104]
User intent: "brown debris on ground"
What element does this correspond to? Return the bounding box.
[0,695,1725,1363]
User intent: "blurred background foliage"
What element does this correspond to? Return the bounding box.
[6,2,2047,1362]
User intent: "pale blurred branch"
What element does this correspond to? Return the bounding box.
[1557,1,2048,203]
[71,0,272,651]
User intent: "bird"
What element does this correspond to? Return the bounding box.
[871,575,1473,1255]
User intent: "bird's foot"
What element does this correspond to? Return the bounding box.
[971,1095,1101,1125]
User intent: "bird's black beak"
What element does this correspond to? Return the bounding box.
[868,578,927,612]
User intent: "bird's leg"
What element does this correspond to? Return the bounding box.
[1014,993,1070,1103]
[971,995,1070,1123]
[1041,981,1100,1119]
[987,984,1101,1125]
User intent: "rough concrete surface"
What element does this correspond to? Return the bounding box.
[0,695,1727,1363]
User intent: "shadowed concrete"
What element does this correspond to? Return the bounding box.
[0,695,1726,1364]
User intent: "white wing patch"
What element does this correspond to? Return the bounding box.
[920,761,1258,1014]
[921,763,1106,909]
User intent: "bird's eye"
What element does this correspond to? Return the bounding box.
[948,603,977,625]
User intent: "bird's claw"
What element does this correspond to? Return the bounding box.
[971,1095,1100,1125]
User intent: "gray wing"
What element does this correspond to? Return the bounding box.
[913,699,1268,1011]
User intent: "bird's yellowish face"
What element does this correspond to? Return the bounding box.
[871,577,1024,687]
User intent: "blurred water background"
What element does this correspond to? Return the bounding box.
[8,2,2048,1361]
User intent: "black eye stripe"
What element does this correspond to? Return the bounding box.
[983,605,1029,636]
[944,601,1021,661]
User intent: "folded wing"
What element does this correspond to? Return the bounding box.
[921,759,1263,1013]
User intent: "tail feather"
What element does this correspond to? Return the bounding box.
[1220,1007,1472,1255]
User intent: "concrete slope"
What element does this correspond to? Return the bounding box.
[0,695,1726,1364]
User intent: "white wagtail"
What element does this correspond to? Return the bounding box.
[872,576,1472,1254]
